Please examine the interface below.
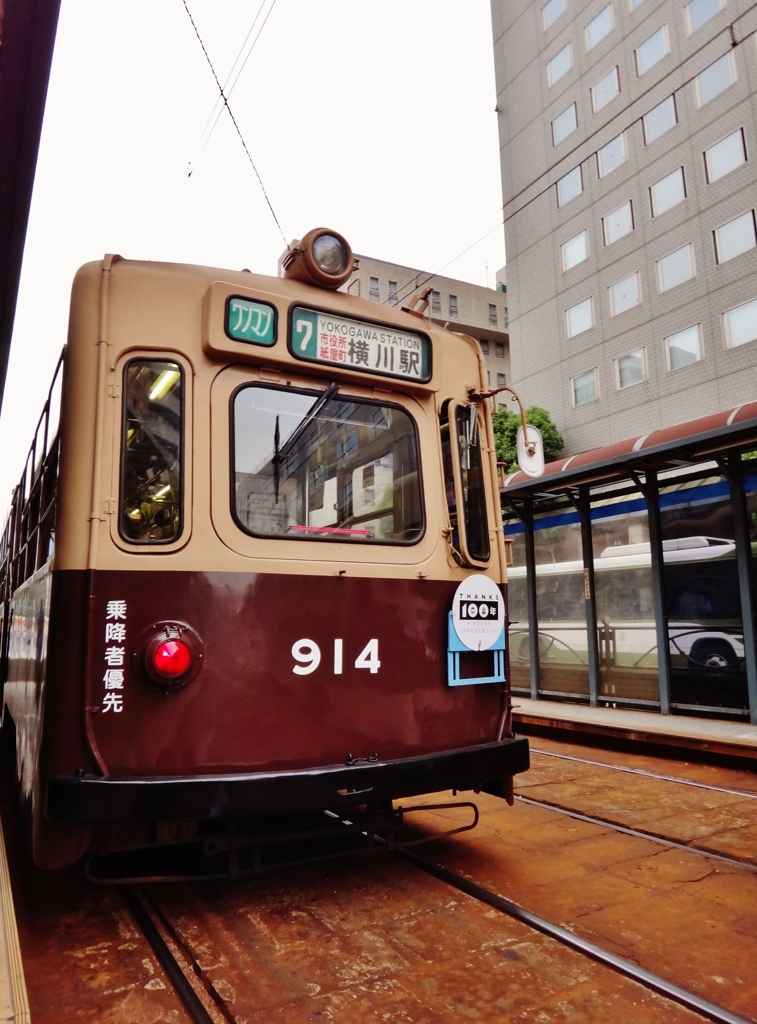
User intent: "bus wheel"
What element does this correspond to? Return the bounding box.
[689,640,736,670]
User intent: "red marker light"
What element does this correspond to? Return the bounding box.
[153,639,192,677]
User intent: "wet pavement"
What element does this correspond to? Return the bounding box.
[4,735,757,1022]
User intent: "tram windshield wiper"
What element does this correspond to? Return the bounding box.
[271,383,339,503]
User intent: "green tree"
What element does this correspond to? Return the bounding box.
[492,404,564,473]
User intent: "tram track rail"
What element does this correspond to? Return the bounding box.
[119,811,757,1024]
[530,746,757,800]
[120,884,228,1024]
[514,792,757,872]
[396,844,756,1024]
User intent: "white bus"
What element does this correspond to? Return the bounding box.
[508,536,744,674]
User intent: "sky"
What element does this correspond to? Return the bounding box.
[0,0,506,512]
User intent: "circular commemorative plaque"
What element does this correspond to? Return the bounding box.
[451,575,504,651]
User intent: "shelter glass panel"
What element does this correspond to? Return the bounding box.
[659,471,747,714]
[590,489,659,705]
[508,506,590,697]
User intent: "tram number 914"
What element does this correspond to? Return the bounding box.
[291,638,381,676]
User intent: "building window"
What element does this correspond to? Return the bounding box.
[597,133,626,177]
[566,297,594,337]
[609,273,641,316]
[650,166,686,216]
[571,367,598,405]
[704,128,747,183]
[591,66,620,111]
[557,165,583,206]
[497,373,506,387]
[388,281,398,305]
[561,229,589,270]
[615,348,647,388]
[369,276,380,301]
[665,324,703,370]
[480,340,490,355]
[488,303,498,326]
[487,371,492,387]
[503,309,509,328]
[635,26,669,75]
[449,295,458,317]
[431,290,441,314]
[656,243,695,292]
[552,103,577,145]
[695,53,736,106]
[723,298,757,349]
[543,0,567,29]
[714,211,757,264]
[643,95,677,144]
[495,343,505,358]
[686,0,724,34]
[548,44,572,86]
[603,200,634,244]
[586,5,613,49]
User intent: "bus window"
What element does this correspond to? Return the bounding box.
[232,385,423,544]
[120,360,183,543]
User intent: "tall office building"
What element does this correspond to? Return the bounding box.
[491,0,757,454]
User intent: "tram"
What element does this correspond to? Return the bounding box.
[0,229,528,872]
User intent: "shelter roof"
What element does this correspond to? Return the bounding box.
[0,0,61,411]
[502,402,757,500]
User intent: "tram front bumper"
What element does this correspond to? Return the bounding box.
[46,736,530,824]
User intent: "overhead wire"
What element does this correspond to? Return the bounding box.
[186,0,277,177]
[181,0,289,249]
[387,216,506,308]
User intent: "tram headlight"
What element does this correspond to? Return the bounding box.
[132,621,204,693]
[282,227,355,290]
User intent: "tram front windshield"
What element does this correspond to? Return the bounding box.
[233,385,423,544]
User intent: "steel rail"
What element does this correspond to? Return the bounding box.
[531,747,757,800]
[396,845,755,1024]
[120,885,219,1024]
[515,794,757,873]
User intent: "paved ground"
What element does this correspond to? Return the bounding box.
[6,735,757,1022]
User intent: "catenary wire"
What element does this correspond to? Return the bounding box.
[186,0,278,177]
[181,0,289,250]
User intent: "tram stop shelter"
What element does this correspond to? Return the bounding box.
[501,403,757,725]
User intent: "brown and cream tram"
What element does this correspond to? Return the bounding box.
[0,229,528,872]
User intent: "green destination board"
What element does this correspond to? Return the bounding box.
[290,307,430,382]
[225,296,276,346]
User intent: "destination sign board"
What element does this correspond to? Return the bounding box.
[225,296,276,346]
[289,307,431,383]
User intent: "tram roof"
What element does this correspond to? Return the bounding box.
[502,402,757,499]
[0,0,61,413]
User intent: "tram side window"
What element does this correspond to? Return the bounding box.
[120,360,183,543]
[439,401,491,564]
[232,385,423,544]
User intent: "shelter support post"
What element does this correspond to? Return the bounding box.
[563,487,600,707]
[630,470,671,714]
[724,454,757,724]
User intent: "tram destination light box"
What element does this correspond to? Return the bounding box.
[289,306,431,383]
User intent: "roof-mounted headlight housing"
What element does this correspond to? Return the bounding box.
[282,228,355,290]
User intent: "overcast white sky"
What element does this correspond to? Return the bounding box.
[0,0,506,511]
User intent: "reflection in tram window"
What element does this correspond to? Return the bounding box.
[120,360,183,543]
[454,404,491,563]
[232,385,423,544]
